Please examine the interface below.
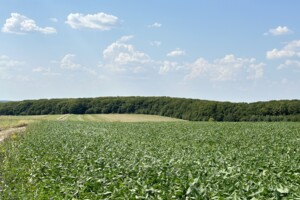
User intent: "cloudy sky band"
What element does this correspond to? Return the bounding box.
[1,1,299,101]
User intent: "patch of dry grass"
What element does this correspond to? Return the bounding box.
[0,115,63,129]
[67,114,184,122]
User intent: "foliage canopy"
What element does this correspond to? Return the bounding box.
[0,97,299,121]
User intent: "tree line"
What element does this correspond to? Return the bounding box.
[0,96,299,122]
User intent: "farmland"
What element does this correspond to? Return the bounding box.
[0,115,59,130]
[0,114,183,130]
[1,120,300,199]
[66,114,183,122]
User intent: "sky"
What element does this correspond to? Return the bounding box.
[1,0,300,102]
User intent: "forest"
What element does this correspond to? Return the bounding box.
[0,97,299,122]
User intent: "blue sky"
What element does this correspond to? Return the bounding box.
[1,0,300,102]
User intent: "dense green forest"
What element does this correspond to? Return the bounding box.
[0,97,299,121]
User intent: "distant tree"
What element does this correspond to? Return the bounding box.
[0,97,299,121]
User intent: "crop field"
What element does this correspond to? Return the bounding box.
[0,114,183,130]
[0,115,60,130]
[66,114,184,122]
[1,121,300,199]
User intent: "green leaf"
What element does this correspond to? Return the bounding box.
[276,187,289,194]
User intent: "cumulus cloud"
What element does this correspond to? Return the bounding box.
[102,36,188,75]
[66,12,118,30]
[159,61,180,74]
[60,54,81,69]
[278,60,300,70]
[247,63,265,80]
[100,36,265,83]
[264,26,293,36]
[1,13,56,34]
[167,48,186,57]
[102,36,152,72]
[101,38,264,82]
[185,54,264,81]
[266,40,300,59]
[185,58,210,80]
[148,22,162,28]
[0,55,24,67]
[266,49,296,59]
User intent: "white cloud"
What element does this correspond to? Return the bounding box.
[278,60,300,70]
[159,61,179,74]
[118,35,134,42]
[102,36,186,75]
[100,37,264,83]
[284,40,300,51]
[167,48,186,57]
[102,36,152,72]
[185,54,264,81]
[150,41,161,47]
[266,49,296,59]
[1,13,56,34]
[66,12,118,30]
[267,40,300,69]
[185,58,210,80]
[0,55,24,67]
[34,58,100,77]
[247,63,265,79]
[265,26,293,36]
[148,22,162,28]
[266,40,300,59]
[60,54,81,69]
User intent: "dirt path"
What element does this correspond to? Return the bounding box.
[0,126,26,143]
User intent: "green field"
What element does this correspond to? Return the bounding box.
[0,114,183,129]
[1,120,300,199]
